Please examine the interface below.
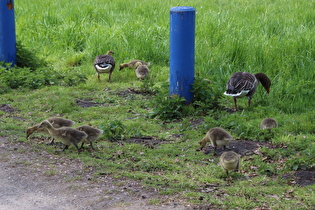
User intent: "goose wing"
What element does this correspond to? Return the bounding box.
[224,72,257,97]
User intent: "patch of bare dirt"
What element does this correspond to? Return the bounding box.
[0,136,189,210]
[201,140,270,156]
[283,171,315,187]
[76,99,108,108]
[122,136,171,148]
[0,104,19,112]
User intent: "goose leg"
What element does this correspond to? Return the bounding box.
[108,72,112,82]
[80,142,85,149]
[98,74,101,82]
[73,143,81,154]
[233,97,238,111]
[47,138,55,145]
[89,141,95,150]
[62,145,69,151]
[213,146,217,155]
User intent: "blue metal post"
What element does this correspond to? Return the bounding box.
[0,0,16,65]
[170,6,195,103]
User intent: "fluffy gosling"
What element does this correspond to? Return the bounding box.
[119,60,150,71]
[135,62,150,80]
[199,127,233,155]
[26,117,75,145]
[38,120,87,153]
[76,125,103,150]
[260,118,278,130]
[219,151,241,177]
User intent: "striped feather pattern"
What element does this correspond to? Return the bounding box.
[224,72,258,98]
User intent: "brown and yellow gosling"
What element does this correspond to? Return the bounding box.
[134,62,150,80]
[260,118,278,130]
[26,117,75,145]
[38,120,87,153]
[199,127,233,155]
[219,151,241,177]
[119,60,150,71]
[76,125,103,150]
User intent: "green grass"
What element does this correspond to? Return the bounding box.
[1,0,314,208]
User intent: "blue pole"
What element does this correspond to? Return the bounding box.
[170,6,195,103]
[0,0,16,66]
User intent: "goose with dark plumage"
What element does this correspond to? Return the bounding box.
[94,50,115,82]
[224,72,271,110]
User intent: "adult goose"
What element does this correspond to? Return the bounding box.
[94,50,115,82]
[224,72,271,110]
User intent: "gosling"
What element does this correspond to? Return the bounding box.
[26,117,75,145]
[135,62,150,80]
[199,127,233,155]
[76,125,103,150]
[119,60,150,71]
[219,151,241,177]
[38,120,87,153]
[260,118,278,130]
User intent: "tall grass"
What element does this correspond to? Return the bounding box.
[15,0,315,113]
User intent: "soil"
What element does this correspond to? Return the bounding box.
[0,136,188,210]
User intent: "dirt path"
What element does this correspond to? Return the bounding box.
[0,137,188,210]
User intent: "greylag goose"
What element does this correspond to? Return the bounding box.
[76,125,103,150]
[26,117,75,145]
[119,60,150,71]
[260,118,278,130]
[199,127,233,155]
[135,62,150,80]
[94,50,115,82]
[219,151,241,177]
[224,72,271,110]
[38,120,87,153]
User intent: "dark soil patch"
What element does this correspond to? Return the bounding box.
[0,104,19,112]
[283,170,315,187]
[113,88,153,97]
[114,88,143,96]
[76,99,108,108]
[201,140,272,156]
[117,136,172,149]
[294,171,315,186]
[190,118,205,129]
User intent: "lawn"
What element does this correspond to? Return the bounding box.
[0,0,314,208]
